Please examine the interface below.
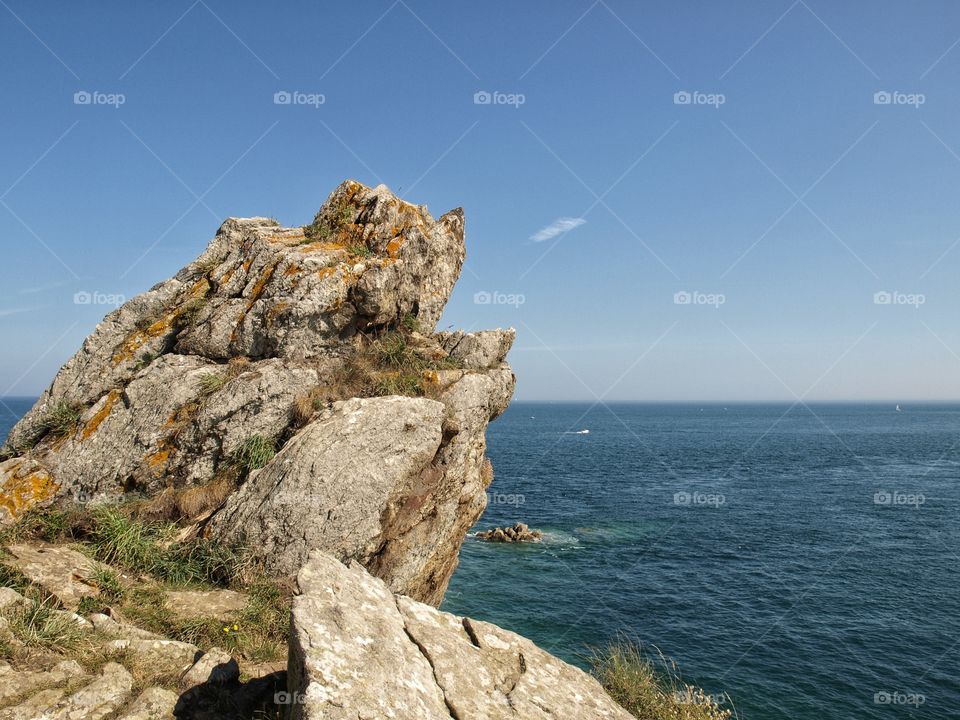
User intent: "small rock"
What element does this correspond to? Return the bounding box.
[115,686,179,720]
[104,638,200,672]
[40,662,132,720]
[3,543,102,610]
[0,659,87,704]
[180,647,239,689]
[476,523,543,544]
[164,589,247,623]
[0,688,67,720]
[0,587,26,609]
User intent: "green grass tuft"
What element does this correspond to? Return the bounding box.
[588,639,734,720]
[40,400,83,438]
[3,595,85,653]
[197,372,227,396]
[232,435,276,472]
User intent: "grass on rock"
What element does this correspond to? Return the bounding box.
[40,400,83,438]
[232,435,276,472]
[588,639,734,720]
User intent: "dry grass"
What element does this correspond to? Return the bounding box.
[588,640,734,720]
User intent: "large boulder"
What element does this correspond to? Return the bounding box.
[0,181,515,604]
[288,552,634,720]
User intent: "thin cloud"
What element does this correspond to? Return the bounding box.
[529,217,586,243]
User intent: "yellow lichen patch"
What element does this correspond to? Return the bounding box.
[217,266,236,286]
[283,263,301,278]
[143,438,174,474]
[0,465,59,521]
[386,237,404,258]
[80,389,121,441]
[242,259,253,272]
[111,313,174,365]
[188,277,211,299]
[299,240,346,254]
[317,266,338,280]
[247,259,279,305]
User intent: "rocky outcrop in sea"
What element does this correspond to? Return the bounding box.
[0,181,631,719]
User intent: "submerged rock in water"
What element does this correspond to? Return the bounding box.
[0,180,515,605]
[476,522,544,543]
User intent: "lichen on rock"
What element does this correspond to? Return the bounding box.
[1,179,515,606]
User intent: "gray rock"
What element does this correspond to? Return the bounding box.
[1,543,101,610]
[164,589,248,623]
[0,179,515,607]
[103,638,200,672]
[436,328,516,369]
[0,660,86,705]
[288,552,632,720]
[180,647,239,689]
[40,662,133,720]
[114,687,178,720]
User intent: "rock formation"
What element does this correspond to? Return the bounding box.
[0,180,514,605]
[476,522,544,543]
[0,181,640,719]
[288,551,633,720]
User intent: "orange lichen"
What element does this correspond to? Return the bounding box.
[111,313,174,365]
[317,266,337,280]
[265,301,290,326]
[80,389,121,440]
[0,464,59,521]
[143,438,174,474]
[386,238,403,258]
[217,266,236,286]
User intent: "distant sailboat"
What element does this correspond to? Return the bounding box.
[896,404,902,412]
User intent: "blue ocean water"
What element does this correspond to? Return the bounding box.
[3,399,957,718]
[442,403,960,720]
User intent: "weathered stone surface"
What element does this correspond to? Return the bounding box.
[0,660,86,705]
[437,328,516,369]
[288,551,449,720]
[0,689,67,720]
[115,687,178,720]
[164,589,247,623]
[40,662,133,720]
[104,638,200,672]
[289,552,633,720]
[0,181,514,607]
[2,543,101,610]
[180,647,239,689]
[0,587,25,610]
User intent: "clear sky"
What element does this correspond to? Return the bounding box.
[1,1,959,402]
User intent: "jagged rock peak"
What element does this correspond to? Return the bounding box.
[1,180,515,606]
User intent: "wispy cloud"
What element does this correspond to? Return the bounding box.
[0,306,45,317]
[18,279,75,295]
[529,217,586,243]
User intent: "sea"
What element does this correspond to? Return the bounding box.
[2,399,957,719]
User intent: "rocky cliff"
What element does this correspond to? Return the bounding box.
[0,180,514,605]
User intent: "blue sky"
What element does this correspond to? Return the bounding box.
[2,0,959,401]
